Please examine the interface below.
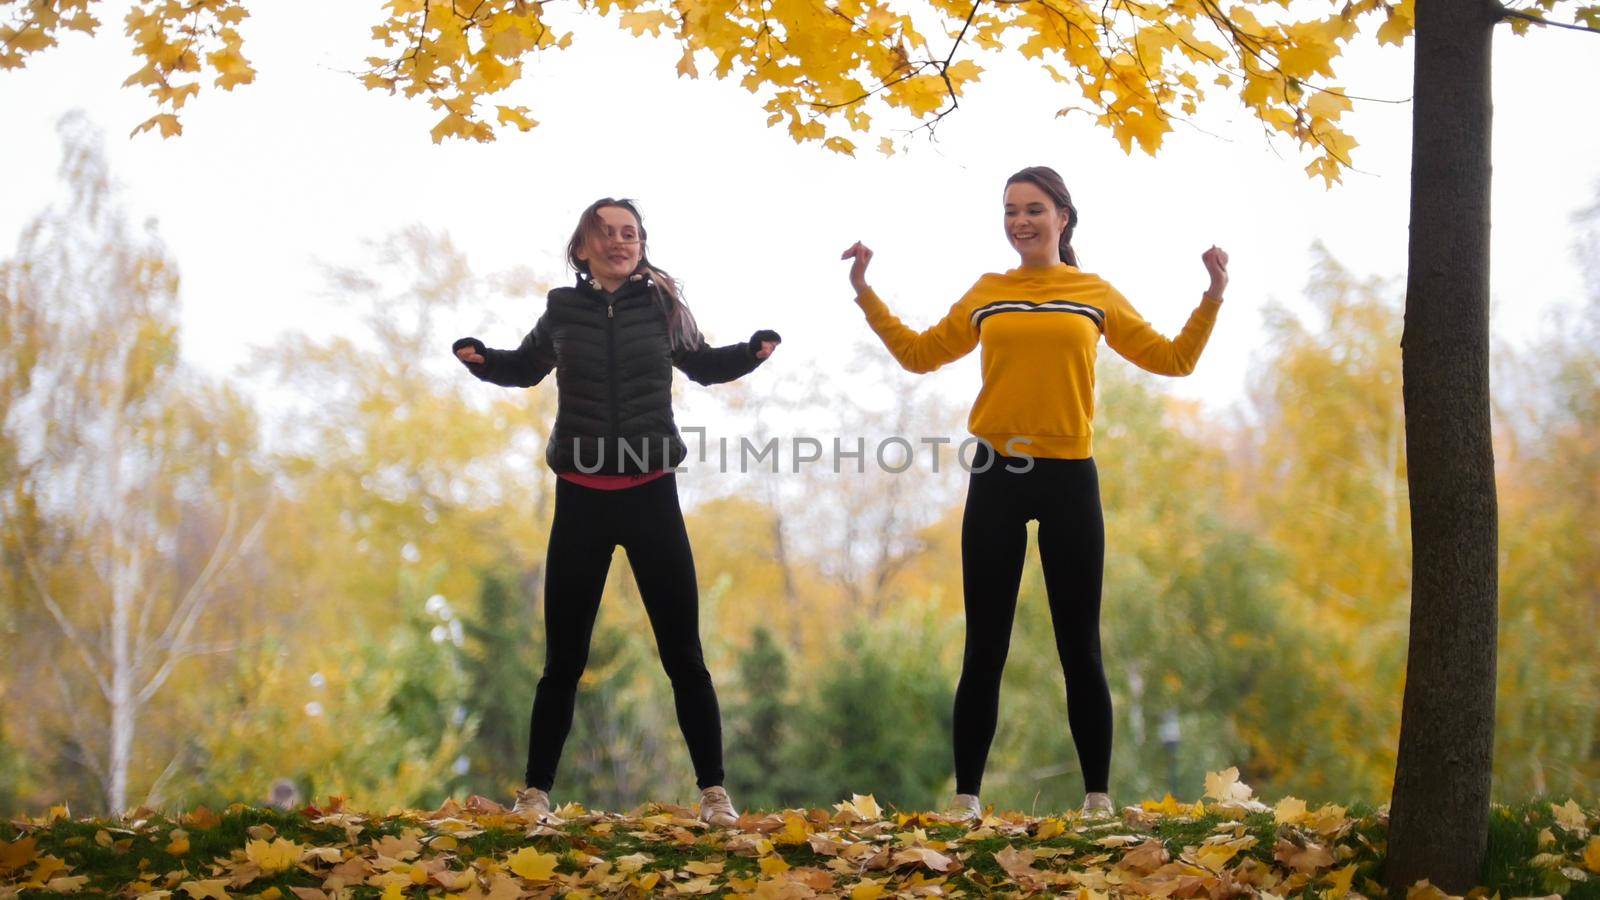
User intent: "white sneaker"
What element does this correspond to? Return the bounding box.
[942,793,982,823]
[511,787,562,824]
[698,786,739,828]
[1080,791,1115,819]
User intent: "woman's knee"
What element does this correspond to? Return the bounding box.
[659,650,712,686]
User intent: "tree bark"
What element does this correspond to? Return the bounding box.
[1387,0,1501,892]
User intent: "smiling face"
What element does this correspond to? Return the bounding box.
[575,204,644,287]
[1003,180,1069,268]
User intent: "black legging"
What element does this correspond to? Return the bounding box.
[525,473,724,792]
[953,446,1112,796]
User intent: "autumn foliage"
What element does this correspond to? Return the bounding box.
[3,776,1600,898]
[3,0,1598,184]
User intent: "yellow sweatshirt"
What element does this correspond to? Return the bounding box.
[855,263,1221,460]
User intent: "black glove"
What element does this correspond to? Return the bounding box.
[452,337,487,366]
[748,329,782,357]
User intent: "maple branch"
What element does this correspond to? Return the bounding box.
[1192,0,1365,167]
[917,0,986,129]
[403,0,432,68]
[1497,8,1600,33]
[946,0,983,69]
[1025,0,1157,141]
[156,5,207,95]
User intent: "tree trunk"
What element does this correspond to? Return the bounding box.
[107,540,141,816]
[1387,0,1501,892]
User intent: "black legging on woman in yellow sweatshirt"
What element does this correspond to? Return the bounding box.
[856,262,1219,797]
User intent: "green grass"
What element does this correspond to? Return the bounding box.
[2,799,1595,899]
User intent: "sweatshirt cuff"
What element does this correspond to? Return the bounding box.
[854,287,889,319]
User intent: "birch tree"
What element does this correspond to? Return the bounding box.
[1,113,267,814]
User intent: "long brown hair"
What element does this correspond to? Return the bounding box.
[1005,166,1079,267]
[566,198,702,351]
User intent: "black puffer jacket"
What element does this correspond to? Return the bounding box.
[454,272,779,475]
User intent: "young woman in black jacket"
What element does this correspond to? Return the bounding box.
[453,198,780,826]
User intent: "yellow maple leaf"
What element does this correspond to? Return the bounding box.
[28,854,67,884]
[776,812,810,845]
[945,58,982,94]
[165,829,190,856]
[759,854,791,877]
[1110,107,1170,155]
[44,875,91,893]
[495,105,538,132]
[1274,797,1309,825]
[483,872,521,900]
[182,807,221,830]
[1584,837,1600,873]
[823,135,858,155]
[506,848,558,881]
[180,878,231,900]
[850,881,886,900]
[1324,863,1358,898]
[894,74,948,118]
[618,9,674,36]
[1553,799,1588,832]
[1377,0,1415,46]
[131,113,182,139]
[206,46,255,90]
[1036,818,1065,840]
[1142,794,1184,816]
[1306,89,1353,120]
[891,847,956,872]
[1190,841,1241,871]
[0,837,39,873]
[851,794,883,819]
[677,875,719,894]
[1203,767,1254,802]
[1302,803,1349,835]
[245,838,303,875]
[615,852,652,873]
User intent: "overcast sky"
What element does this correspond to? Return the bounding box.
[4,1,1598,428]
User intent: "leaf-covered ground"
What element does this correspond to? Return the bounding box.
[3,770,1597,899]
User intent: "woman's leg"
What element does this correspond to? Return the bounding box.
[952,460,1031,796]
[525,479,616,792]
[1034,458,1112,794]
[618,475,725,790]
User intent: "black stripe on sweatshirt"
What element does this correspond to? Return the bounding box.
[970,299,1106,333]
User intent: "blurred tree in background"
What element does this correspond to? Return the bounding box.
[3,118,1598,817]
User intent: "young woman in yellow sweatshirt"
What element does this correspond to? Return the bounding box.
[841,165,1228,821]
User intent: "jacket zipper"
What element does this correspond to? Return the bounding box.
[606,298,620,468]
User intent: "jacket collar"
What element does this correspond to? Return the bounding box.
[574,270,656,299]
